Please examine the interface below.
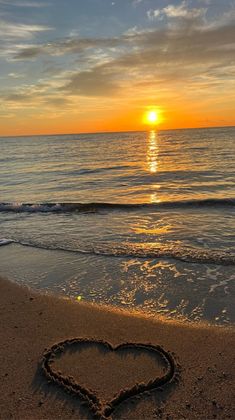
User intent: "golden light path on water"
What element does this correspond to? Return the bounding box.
[146,130,162,204]
[131,130,173,236]
[147,130,159,174]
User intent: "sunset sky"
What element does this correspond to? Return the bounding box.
[0,0,235,135]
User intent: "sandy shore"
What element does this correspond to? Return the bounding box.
[0,275,234,419]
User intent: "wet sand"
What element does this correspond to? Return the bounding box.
[0,275,234,419]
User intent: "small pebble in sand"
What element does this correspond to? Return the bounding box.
[154,407,163,417]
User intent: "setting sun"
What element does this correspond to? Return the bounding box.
[147,111,158,124]
[144,109,161,126]
[0,2,235,418]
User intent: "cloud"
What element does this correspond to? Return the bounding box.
[12,37,120,59]
[13,45,45,58]
[54,17,235,99]
[8,72,24,78]
[147,9,161,20]
[1,80,72,111]
[3,19,235,99]
[0,0,49,7]
[5,92,33,102]
[1,4,235,111]
[44,96,71,107]
[61,66,119,96]
[163,1,206,19]
[147,1,207,21]
[0,20,52,39]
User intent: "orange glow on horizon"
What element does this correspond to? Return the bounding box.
[0,103,234,137]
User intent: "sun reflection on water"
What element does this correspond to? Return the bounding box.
[150,191,161,203]
[147,130,159,174]
[146,131,162,203]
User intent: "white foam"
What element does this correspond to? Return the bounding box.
[0,238,14,246]
[209,273,235,294]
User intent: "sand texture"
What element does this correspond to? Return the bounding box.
[0,275,234,419]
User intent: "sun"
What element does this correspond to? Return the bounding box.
[144,109,160,126]
[148,111,158,124]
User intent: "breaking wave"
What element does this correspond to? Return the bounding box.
[0,238,14,246]
[1,237,235,266]
[0,198,235,213]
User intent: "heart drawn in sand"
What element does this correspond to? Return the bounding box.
[42,338,176,419]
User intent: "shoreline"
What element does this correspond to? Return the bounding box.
[1,242,234,326]
[0,275,234,419]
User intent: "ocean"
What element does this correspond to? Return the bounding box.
[0,127,234,325]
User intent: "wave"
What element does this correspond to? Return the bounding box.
[0,198,235,213]
[0,238,14,246]
[1,237,235,266]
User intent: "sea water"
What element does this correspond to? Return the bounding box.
[0,127,234,324]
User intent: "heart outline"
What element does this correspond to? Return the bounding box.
[42,338,176,419]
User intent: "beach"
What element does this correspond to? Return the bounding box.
[0,275,234,419]
[1,0,235,417]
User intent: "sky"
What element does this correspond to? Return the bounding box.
[0,0,235,135]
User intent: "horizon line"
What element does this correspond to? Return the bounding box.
[0,124,234,139]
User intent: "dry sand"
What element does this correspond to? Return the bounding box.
[0,275,234,419]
